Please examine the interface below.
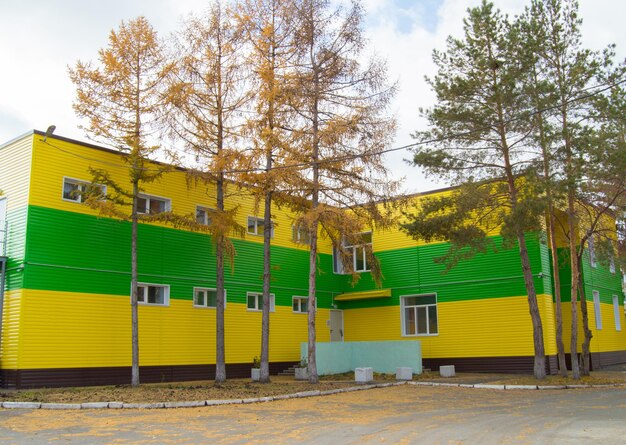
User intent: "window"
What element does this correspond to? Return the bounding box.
[247,216,274,238]
[401,294,438,336]
[137,194,170,215]
[333,232,372,273]
[136,283,169,306]
[593,290,602,330]
[292,296,308,313]
[194,287,226,308]
[588,236,597,268]
[292,224,310,244]
[609,248,616,274]
[613,295,621,331]
[196,206,213,225]
[62,177,106,203]
[247,292,275,312]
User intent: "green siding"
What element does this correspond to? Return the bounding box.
[337,233,550,309]
[23,205,337,308]
[4,206,27,291]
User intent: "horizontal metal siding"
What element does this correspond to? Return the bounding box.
[0,290,22,370]
[24,205,337,308]
[343,295,556,360]
[28,136,334,254]
[0,135,32,212]
[17,288,331,369]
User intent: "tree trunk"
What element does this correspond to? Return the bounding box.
[215,174,226,383]
[307,219,319,383]
[131,179,140,387]
[260,183,272,383]
[567,188,581,379]
[547,211,568,376]
[577,266,593,375]
[517,229,547,379]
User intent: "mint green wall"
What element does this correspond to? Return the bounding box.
[301,341,422,375]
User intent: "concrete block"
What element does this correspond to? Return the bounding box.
[2,401,41,409]
[122,402,164,409]
[355,367,373,383]
[538,385,566,390]
[473,384,505,390]
[81,402,109,409]
[439,365,456,377]
[505,385,537,390]
[108,402,123,409]
[163,401,206,408]
[296,390,321,398]
[396,367,413,380]
[294,367,309,381]
[206,399,242,406]
[251,368,261,381]
[40,403,82,410]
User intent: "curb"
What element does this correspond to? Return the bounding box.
[1,380,622,410]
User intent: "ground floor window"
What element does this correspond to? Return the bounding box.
[401,294,438,336]
[137,283,169,306]
[292,296,308,313]
[247,292,275,312]
[194,287,226,308]
[593,290,602,330]
[613,295,621,331]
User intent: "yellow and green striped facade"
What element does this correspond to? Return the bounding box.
[0,131,624,388]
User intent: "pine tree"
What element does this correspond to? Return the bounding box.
[404,1,548,379]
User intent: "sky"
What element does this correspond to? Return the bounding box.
[1,0,624,194]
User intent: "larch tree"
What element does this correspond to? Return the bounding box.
[69,16,172,386]
[165,1,249,384]
[403,1,549,379]
[235,0,300,383]
[288,0,397,383]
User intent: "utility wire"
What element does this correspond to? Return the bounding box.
[42,76,625,176]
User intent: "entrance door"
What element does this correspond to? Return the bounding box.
[329,310,343,342]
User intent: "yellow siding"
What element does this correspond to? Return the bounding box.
[17,289,329,369]
[0,135,32,212]
[0,290,22,370]
[344,295,556,359]
[560,301,626,354]
[28,136,334,254]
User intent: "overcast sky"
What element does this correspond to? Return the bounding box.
[1,0,624,193]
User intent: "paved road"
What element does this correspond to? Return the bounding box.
[1,385,625,444]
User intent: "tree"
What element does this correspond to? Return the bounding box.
[235,0,300,383]
[404,1,548,379]
[165,1,249,384]
[288,0,397,383]
[523,0,625,377]
[69,16,171,386]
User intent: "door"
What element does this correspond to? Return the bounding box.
[329,310,343,342]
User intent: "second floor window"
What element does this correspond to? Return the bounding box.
[62,177,106,203]
[137,194,170,215]
[247,216,274,238]
[196,206,213,225]
[333,232,372,273]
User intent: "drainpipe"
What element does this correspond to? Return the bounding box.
[0,219,6,355]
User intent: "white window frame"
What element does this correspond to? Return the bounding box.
[136,282,170,306]
[593,290,602,330]
[609,252,616,274]
[196,205,213,225]
[400,293,438,337]
[137,193,171,215]
[62,177,106,204]
[588,236,597,268]
[292,224,310,244]
[613,295,621,331]
[247,216,274,238]
[292,296,309,313]
[333,232,372,274]
[247,292,275,312]
[193,287,226,309]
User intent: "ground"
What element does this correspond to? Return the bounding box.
[1,368,626,403]
[1,383,626,444]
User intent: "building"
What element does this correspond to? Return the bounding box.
[0,130,624,388]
